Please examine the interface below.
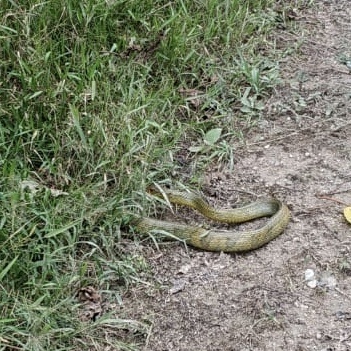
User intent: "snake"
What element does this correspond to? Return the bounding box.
[131,187,290,253]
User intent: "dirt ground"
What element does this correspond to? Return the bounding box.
[118,1,351,350]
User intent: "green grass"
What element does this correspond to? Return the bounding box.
[0,0,294,349]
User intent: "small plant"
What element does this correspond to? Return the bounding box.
[234,55,280,95]
[189,128,235,169]
[240,87,265,115]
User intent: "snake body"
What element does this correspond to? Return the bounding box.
[132,188,290,252]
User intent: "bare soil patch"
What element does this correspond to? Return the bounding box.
[119,2,351,350]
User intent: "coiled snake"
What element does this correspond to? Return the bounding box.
[132,187,290,252]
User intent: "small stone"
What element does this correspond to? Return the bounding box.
[169,280,186,294]
[178,264,191,275]
[305,269,315,281]
[307,279,318,288]
[319,274,337,289]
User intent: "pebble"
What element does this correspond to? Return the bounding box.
[319,274,337,289]
[305,269,317,289]
[307,279,318,289]
[169,279,186,294]
[304,269,337,289]
[304,269,315,281]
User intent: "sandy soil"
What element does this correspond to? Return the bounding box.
[118,1,351,350]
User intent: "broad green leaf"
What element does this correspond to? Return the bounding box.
[188,145,204,153]
[241,106,252,113]
[204,128,222,145]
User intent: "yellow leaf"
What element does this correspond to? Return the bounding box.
[343,207,351,224]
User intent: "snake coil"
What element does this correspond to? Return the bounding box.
[132,188,290,252]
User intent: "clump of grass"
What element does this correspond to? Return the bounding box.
[0,0,292,349]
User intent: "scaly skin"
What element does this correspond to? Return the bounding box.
[132,188,290,252]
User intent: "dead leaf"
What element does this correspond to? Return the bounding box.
[50,188,69,197]
[77,286,103,322]
[0,337,9,343]
[178,88,204,108]
[343,207,351,224]
[77,286,101,303]
[20,180,41,193]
